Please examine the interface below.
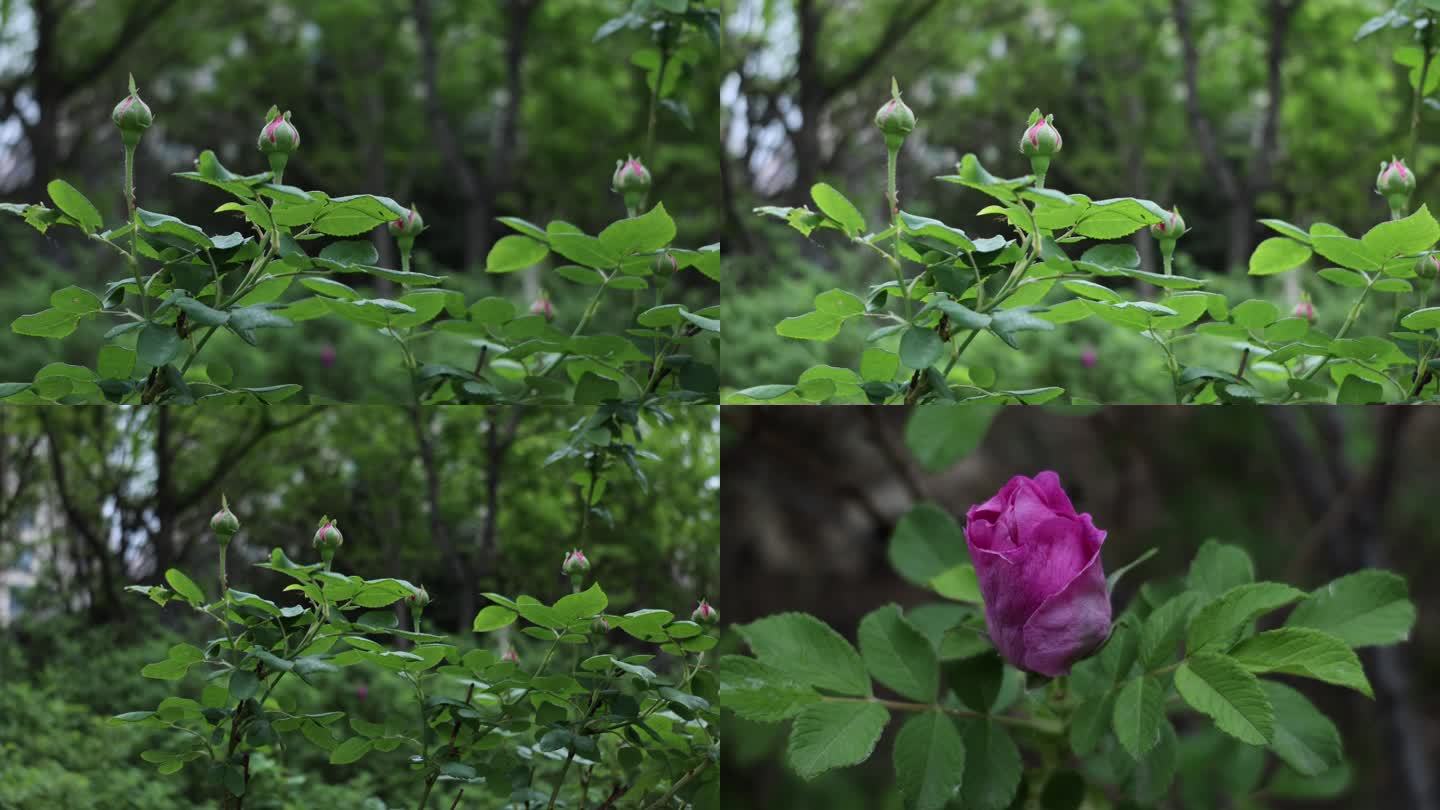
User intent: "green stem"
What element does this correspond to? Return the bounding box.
[639,761,711,810]
[546,749,577,810]
[124,144,149,321]
[645,32,671,161]
[885,147,912,323]
[1295,278,1375,387]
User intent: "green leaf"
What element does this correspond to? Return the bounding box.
[1248,238,1311,275]
[1400,307,1440,331]
[554,583,608,621]
[903,404,998,471]
[1285,569,1415,647]
[718,655,820,722]
[472,606,516,632]
[893,712,966,810]
[1139,591,1201,668]
[957,719,1022,810]
[549,232,620,269]
[1173,653,1274,745]
[1186,582,1306,654]
[787,702,889,780]
[776,289,865,341]
[329,737,373,765]
[1231,299,1279,329]
[137,209,212,248]
[1337,375,1383,405]
[318,240,379,267]
[135,324,181,369]
[1069,689,1116,756]
[598,203,676,253]
[97,345,135,379]
[1361,204,1440,257]
[1311,233,1382,272]
[164,569,205,604]
[887,504,968,587]
[1112,675,1165,759]
[228,670,259,701]
[944,652,1003,712]
[988,307,1055,348]
[12,308,81,339]
[929,564,981,603]
[899,326,943,369]
[857,605,937,702]
[51,286,102,314]
[1186,540,1255,598]
[736,613,871,696]
[1263,681,1343,777]
[811,183,866,236]
[486,235,549,273]
[1228,628,1373,698]
[47,179,103,232]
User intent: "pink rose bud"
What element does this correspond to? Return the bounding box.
[1149,207,1188,241]
[111,75,154,147]
[388,205,424,238]
[965,472,1111,677]
[561,549,591,576]
[530,295,555,322]
[355,683,368,702]
[502,648,520,664]
[1293,300,1316,323]
[257,109,301,155]
[1417,253,1439,279]
[874,78,917,150]
[651,251,679,275]
[1019,114,1063,158]
[1081,347,1098,369]
[612,156,652,194]
[257,106,300,183]
[210,495,240,539]
[691,599,719,627]
[1376,157,1416,198]
[406,585,431,610]
[320,345,337,368]
[313,517,343,563]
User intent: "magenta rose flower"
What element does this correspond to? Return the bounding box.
[965,471,1111,677]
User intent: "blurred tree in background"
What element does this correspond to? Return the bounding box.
[722,0,1416,393]
[0,0,722,400]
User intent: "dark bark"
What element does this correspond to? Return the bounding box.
[1172,0,1302,272]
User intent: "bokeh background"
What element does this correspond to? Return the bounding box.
[721,405,1439,809]
[0,0,722,401]
[0,403,720,807]
[722,0,1420,400]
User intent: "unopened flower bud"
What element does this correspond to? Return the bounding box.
[257,107,300,183]
[612,156,652,211]
[591,616,610,636]
[502,648,520,664]
[651,251,679,275]
[112,75,153,148]
[1081,347,1098,369]
[691,599,719,627]
[211,495,240,539]
[1418,253,1440,280]
[388,205,424,239]
[313,516,343,564]
[1019,114,1063,158]
[1293,300,1317,323]
[1019,111,1062,187]
[1150,207,1188,241]
[874,78,917,151]
[407,585,431,611]
[562,549,591,576]
[531,294,555,322]
[1377,157,1415,215]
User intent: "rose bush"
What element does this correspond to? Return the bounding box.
[726,5,1440,406]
